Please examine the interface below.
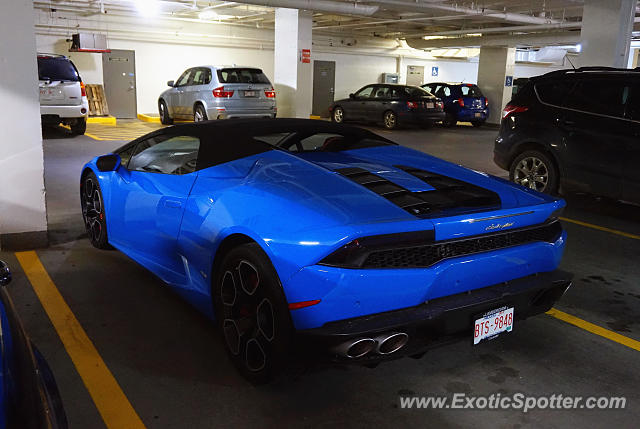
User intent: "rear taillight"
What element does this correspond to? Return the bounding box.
[80,81,86,97]
[456,98,465,107]
[407,101,418,109]
[484,97,489,107]
[502,104,529,119]
[213,86,234,98]
[264,88,276,98]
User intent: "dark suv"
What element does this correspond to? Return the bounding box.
[494,67,639,204]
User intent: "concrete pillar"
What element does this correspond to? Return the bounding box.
[273,8,312,118]
[477,46,516,125]
[0,0,48,249]
[579,0,637,67]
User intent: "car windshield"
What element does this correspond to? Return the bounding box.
[217,68,270,84]
[37,57,80,81]
[269,131,394,153]
[403,86,432,97]
[459,85,483,97]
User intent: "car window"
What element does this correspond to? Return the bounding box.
[254,132,292,146]
[422,84,434,93]
[128,135,201,175]
[37,56,80,82]
[217,68,270,84]
[176,69,192,87]
[435,86,451,98]
[403,86,432,97]
[460,85,483,97]
[564,80,630,118]
[372,87,390,99]
[116,144,137,168]
[355,86,375,99]
[191,68,208,86]
[535,80,575,106]
[297,133,344,152]
[389,88,403,99]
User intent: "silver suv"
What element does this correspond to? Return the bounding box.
[38,54,89,135]
[158,66,276,124]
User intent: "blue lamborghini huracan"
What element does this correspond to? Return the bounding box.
[81,119,571,382]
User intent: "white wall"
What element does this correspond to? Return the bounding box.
[0,1,48,242]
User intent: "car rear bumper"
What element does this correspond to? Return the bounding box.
[399,110,446,124]
[457,108,489,121]
[208,107,276,120]
[297,269,572,362]
[40,101,89,121]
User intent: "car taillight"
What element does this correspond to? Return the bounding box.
[264,88,276,98]
[456,98,465,107]
[484,97,489,107]
[407,101,418,109]
[212,86,234,98]
[80,81,86,97]
[502,104,529,119]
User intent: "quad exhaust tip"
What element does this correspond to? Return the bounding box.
[374,332,409,355]
[333,332,409,358]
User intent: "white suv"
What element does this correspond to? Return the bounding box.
[38,54,89,135]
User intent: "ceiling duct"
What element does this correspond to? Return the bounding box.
[229,0,379,16]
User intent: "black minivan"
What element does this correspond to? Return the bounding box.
[494,67,639,204]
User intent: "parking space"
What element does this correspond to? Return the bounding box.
[2,124,638,428]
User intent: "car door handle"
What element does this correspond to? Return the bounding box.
[556,118,576,128]
[163,199,182,209]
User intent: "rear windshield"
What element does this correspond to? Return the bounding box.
[37,57,80,81]
[459,84,483,97]
[217,68,270,84]
[403,86,432,98]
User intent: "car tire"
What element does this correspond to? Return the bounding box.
[332,106,344,123]
[382,110,397,130]
[81,171,112,249]
[70,117,87,135]
[442,113,457,127]
[471,120,485,128]
[509,150,559,194]
[213,243,293,384]
[159,100,173,125]
[194,104,208,122]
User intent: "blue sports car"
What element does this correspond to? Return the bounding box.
[80,119,571,383]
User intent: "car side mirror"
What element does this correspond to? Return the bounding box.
[167,80,175,87]
[96,154,121,172]
[349,93,355,99]
[0,261,11,287]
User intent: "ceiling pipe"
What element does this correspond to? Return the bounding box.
[368,0,563,25]
[406,31,580,49]
[227,0,379,16]
[402,22,583,39]
[313,14,477,30]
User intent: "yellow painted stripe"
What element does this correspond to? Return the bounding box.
[87,116,117,126]
[560,217,640,240]
[137,113,161,123]
[84,132,106,141]
[15,251,146,429]
[309,115,322,120]
[547,308,640,352]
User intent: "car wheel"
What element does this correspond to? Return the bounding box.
[383,110,397,130]
[471,120,485,128]
[509,150,559,194]
[70,117,86,135]
[159,100,173,125]
[213,243,293,384]
[332,106,344,123]
[194,104,208,122]
[81,171,112,249]
[442,113,456,127]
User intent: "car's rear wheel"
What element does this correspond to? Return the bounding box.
[159,100,173,125]
[509,150,559,194]
[332,106,344,123]
[213,243,293,384]
[442,113,457,127]
[383,110,397,130]
[194,104,208,122]
[70,117,86,135]
[81,171,111,249]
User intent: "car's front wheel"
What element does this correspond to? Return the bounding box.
[81,171,111,249]
[332,106,344,123]
[159,100,173,125]
[213,243,293,384]
[509,150,559,194]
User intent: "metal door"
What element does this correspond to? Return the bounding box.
[312,60,336,117]
[406,65,424,87]
[102,49,137,118]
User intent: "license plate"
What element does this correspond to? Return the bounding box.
[40,88,61,99]
[244,90,256,97]
[474,112,483,118]
[426,102,434,109]
[473,306,514,345]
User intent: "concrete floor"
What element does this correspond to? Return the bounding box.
[1,122,639,428]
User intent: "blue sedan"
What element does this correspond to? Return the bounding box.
[80,119,570,383]
[422,82,490,127]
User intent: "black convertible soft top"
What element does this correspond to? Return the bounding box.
[116,118,396,170]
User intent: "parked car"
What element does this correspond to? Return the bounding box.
[329,84,445,130]
[158,66,277,124]
[512,77,530,96]
[81,119,570,383]
[0,261,67,428]
[494,67,640,203]
[38,54,89,135]
[421,82,489,127]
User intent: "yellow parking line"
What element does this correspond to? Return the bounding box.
[560,217,640,240]
[15,251,146,429]
[547,308,640,352]
[84,132,105,141]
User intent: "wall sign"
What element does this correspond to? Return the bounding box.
[505,75,513,87]
[300,49,311,64]
[432,66,439,76]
